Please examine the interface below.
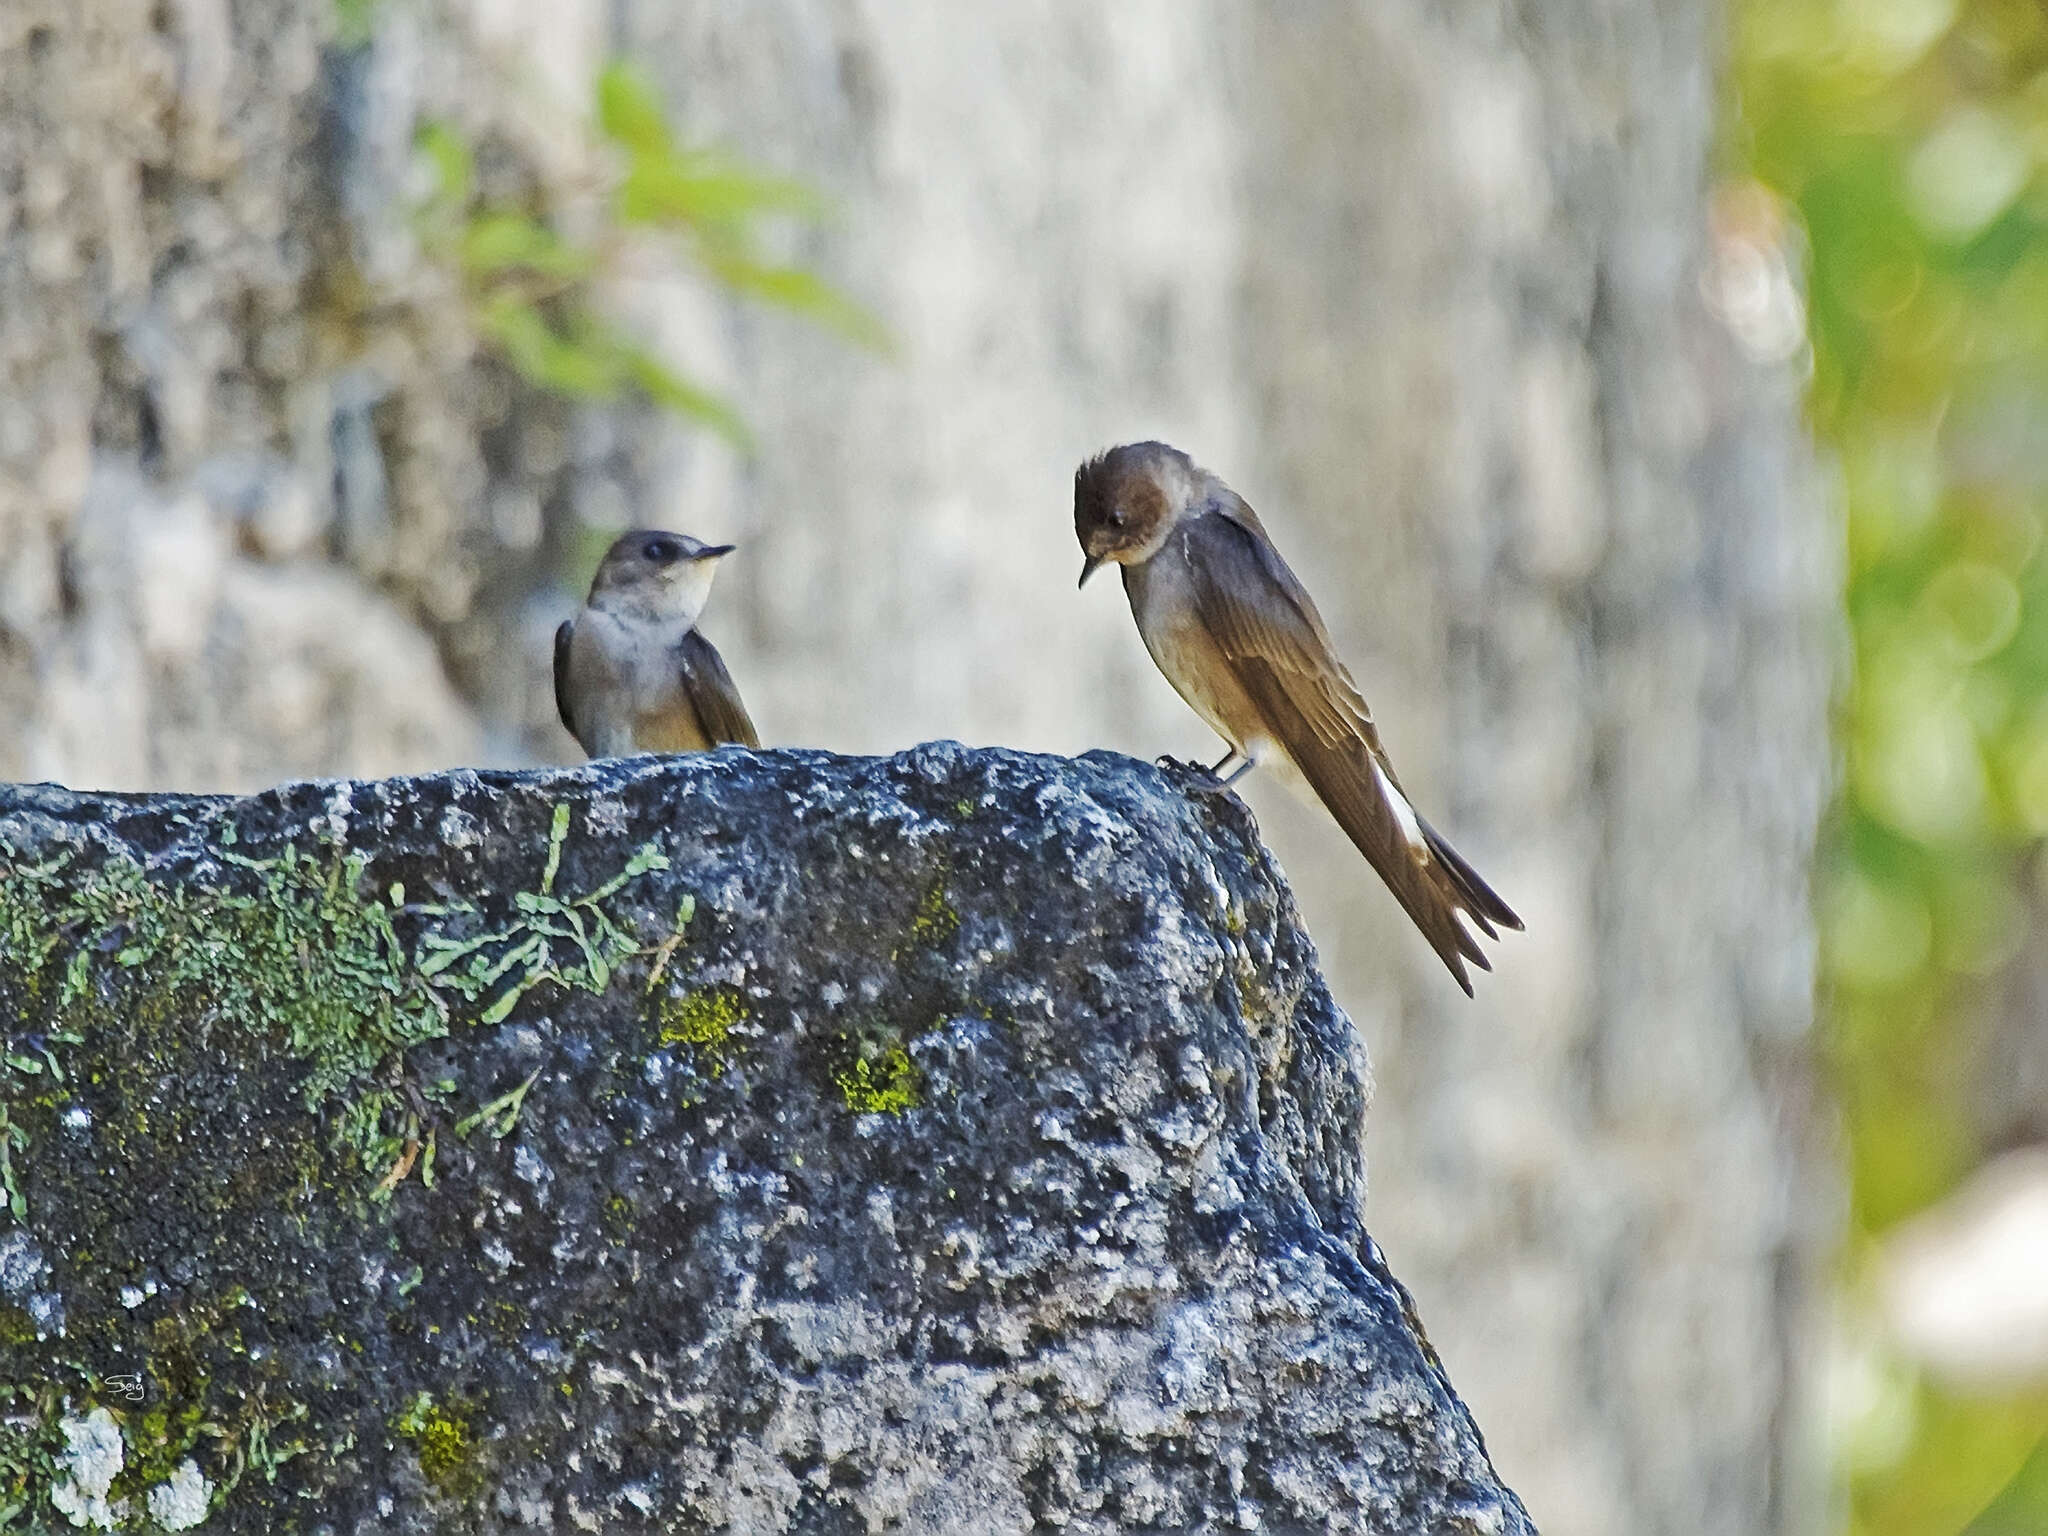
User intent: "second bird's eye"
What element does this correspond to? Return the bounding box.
[643,539,679,563]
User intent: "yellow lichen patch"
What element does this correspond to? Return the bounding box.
[907,876,960,949]
[482,1299,524,1343]
[836,1046,921,1115]
[653,986,744,1075]
[393,1392,481,1498]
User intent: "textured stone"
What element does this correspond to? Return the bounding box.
[0,745,1529,1534]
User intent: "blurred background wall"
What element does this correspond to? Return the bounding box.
[0,2,1843,1533]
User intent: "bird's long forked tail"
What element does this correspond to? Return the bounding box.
[1416,811,1523,970]
[1286,735,1523,995]
[1387,806,1522,995]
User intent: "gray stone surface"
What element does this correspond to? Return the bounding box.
[0,745,1530,1534]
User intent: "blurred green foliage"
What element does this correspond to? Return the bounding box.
[415,62,886,449]
[1734,1,2048,1531]
[332,0,383,50]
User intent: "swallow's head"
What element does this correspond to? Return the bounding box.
[1074,441,1197,587]
[588,529,736,625]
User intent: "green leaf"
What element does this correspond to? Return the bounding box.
[596,61,674,159]
[417,931,497,978]
[461,213,594,282]
[414,120,474,212]
[333,0,382,48]
[619,347,752,447]
[697,252,892,352]
[479,934,545,988]
[477,298,625,399]
[410,69,884,455]
[542,803,571,892]
[582,851,671,907]
[478,984,526,1027]
[616,157,825,231]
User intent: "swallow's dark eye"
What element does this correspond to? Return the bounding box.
[643,539,679,563]
[1109,507,1127,529]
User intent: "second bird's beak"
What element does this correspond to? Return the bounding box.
[695,544,737,561]
[1078,555,1105,589]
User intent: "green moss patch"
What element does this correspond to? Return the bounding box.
[0,807,678,1528]
[0,840,450,1208]
[0,805,673,1212]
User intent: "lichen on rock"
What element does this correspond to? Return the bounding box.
[143,1459,211,1531]
[0,745,1530,1533]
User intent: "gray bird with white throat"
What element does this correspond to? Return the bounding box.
[554,530,759,759]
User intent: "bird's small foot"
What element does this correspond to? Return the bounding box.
[1156,754,1243,796]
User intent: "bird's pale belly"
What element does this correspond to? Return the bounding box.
[1133,603,1275,764]
[573,613,700,754]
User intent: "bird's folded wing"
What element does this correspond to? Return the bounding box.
[1188,502,1380,748]
[553,619,579,745]
[1182,510,1511,993]
[677,629,761,749]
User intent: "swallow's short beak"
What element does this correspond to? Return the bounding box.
[695,544,737,561]
[1078,554,1105,589]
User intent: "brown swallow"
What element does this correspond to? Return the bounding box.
[554,530,760,758]
[1075,442,1521,993]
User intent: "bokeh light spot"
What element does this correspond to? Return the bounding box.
[1907,107,2031,242]
[1824,867,1935,989]
[1922,560,2022,661]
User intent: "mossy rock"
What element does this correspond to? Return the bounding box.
[0,747,1527,1533]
